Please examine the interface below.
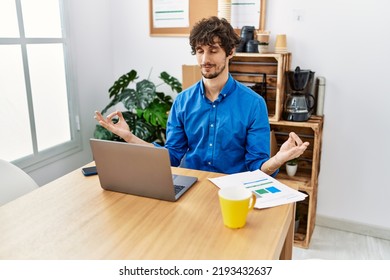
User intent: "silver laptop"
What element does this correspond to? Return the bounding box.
[89,138,197,201]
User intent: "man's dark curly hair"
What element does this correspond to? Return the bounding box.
[189,16,241,56]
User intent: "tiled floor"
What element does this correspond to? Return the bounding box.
[292,225,390,260]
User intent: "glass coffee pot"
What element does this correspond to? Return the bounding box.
[283,67,316,122]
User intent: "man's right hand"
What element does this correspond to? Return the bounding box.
[94,111,151,146]
[94,111,133,142]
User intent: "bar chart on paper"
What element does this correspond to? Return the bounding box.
[209,170,307,209]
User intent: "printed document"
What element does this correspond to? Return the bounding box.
[209,170,307,209]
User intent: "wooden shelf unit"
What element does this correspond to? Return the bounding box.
[270,116,324,248]
[230,53,324,248]
[230,53,291,121]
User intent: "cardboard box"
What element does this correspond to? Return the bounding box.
[182,65,202,90]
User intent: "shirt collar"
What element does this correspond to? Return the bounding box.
[199,74,235,100]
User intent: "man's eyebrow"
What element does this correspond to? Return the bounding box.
[194,43,221,51]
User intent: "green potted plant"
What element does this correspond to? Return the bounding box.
[286,158,298,177]
[94,69,182,144]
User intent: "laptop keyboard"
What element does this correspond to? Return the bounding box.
[174,184,185,194]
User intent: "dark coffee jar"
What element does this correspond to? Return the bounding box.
[246,40,259,53]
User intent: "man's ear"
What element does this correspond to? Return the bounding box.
[227,47,236,59]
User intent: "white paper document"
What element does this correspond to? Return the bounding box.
[152,0,189,28]
[231,0,261,29]
[209,170,307,209]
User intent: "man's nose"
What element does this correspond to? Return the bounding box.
[200,52,210,64]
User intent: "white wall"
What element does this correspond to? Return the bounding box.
[29,0,390,235]
[110,2,197,95]
[265,0,390,231]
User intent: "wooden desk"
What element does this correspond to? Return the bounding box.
[0,165,294,260]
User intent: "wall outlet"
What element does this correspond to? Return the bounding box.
[293,9,305,22]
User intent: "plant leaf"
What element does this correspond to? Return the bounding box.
[122,111,157,142]
[108,70,138,98]
[155,91,173,106]
[118,88,142,112]
[143,99,170,128]
[133,79,156,109]
[102,88,136,114]
[159,71,182,93]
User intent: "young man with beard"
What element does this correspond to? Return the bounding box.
[95,16,309,175]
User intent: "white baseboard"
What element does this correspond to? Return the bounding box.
[316,215,390,241]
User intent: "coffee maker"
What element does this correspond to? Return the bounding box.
[283,66,316,122]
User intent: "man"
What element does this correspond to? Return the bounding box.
[95,16,309,175]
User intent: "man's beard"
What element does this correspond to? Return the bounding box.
[201,61,226,79]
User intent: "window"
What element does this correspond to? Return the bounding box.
[0,0,80,170]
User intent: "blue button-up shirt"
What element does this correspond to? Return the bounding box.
[160,74,271,174]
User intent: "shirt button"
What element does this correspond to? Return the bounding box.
[208,162,211,165]
[213,105,216,108]
[210,124,214,127]
[209,143,213,147]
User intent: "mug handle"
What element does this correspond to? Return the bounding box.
[248,193,257,211]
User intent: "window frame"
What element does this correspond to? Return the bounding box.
[0,0,81,172]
